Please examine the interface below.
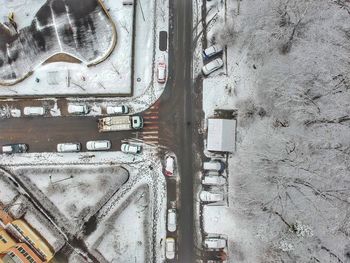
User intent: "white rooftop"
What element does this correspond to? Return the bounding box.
[207,118,236,152]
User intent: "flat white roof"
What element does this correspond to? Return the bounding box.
[207,119,236,152]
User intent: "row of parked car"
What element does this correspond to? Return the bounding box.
[19,105,130,116]
[199,160,227,203]
[1,141,142,154]
[202,44,224,76]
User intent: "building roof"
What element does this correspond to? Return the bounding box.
[0,243,44,263]
[0,229,16,253]
[10,220,54,261]
[207,119,236,152]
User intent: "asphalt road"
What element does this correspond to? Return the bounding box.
[0,0,197,261]
[0,116,134,152]
[158,0,196,262]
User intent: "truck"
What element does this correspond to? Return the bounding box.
[98,115,143,132]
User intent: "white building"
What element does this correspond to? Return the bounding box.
[207,118,236,152]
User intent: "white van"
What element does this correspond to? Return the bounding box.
[68,104,89,114]
[106,105,129,115]
[167,209,177,232]
[86,140,111,151]
[203,238,227,249]
[203,161,225,172]
[199,191,224,202]
[57,143,81,153]
[23,107,45,116]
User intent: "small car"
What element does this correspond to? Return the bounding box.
[121,143,142,154]
[57,143,81,153]
[86,140,111,151]
[203,160,225,173]
[167,209,177,232]
[157,62,167,83]
[68,104,89,115]
[164,156,175,176]
[199,191,224,202]
[106,105,129,115]
[2,144,28,154]
[23,107,45,116]
[202,58,224,76]
[203,44,223,59]
[202,175,226,186]
[165,237,176,259]
[203,238,227,249]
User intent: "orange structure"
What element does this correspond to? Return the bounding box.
[0,208,53,263]
[0,243,43,263]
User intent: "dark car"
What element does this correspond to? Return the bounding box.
[2,144,28,154]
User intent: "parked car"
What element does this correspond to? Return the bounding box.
[203,160,225,173]
[203,237,227,249]
[106,105,129,115]
[203,44,223,59]
[23,107,45,116]
[2,144,28,154]
[164,156,175,176]
[86,140,111,151]
[167,209,177,232]
[202,175,226,186]
[57,143,81,153]
[202,58,224,76]
[165,237,176,259]
[121,143,142,154]
[199,191,224,202]
[157,62,167,83]
[68,104,89,114]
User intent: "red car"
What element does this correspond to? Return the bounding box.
[164,156,175,176]
[157,62,167,83]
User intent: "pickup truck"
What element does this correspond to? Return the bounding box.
[98,115,143,132]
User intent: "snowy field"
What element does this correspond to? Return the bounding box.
[0,149,167,263]
[196,0,350,262]
[9,165,129,233]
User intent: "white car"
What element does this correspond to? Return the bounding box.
[203,161,225,173]
[157,62,167,83]
[57,143,81,153]
[23,107,45,116]
[121,143,142,154]
[86,140,111,151]
[202,58,224,76]
[202,176,226,186]
[167,209,177,232]
[164,156,175,176]
[199,191,224,202]
[2,144,28,154]
[203,238,227,249]
[165,237,176,259]
[68,104,89,114]
[203,44,223,59]
[106,105,129,115]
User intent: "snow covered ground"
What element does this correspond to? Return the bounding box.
[196,0,350,262]
[0,148,167,263]
[0,0,168,105]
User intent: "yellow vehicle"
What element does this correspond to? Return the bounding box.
[10,220,54,261]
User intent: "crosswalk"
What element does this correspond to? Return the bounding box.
[141,101,160,145]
